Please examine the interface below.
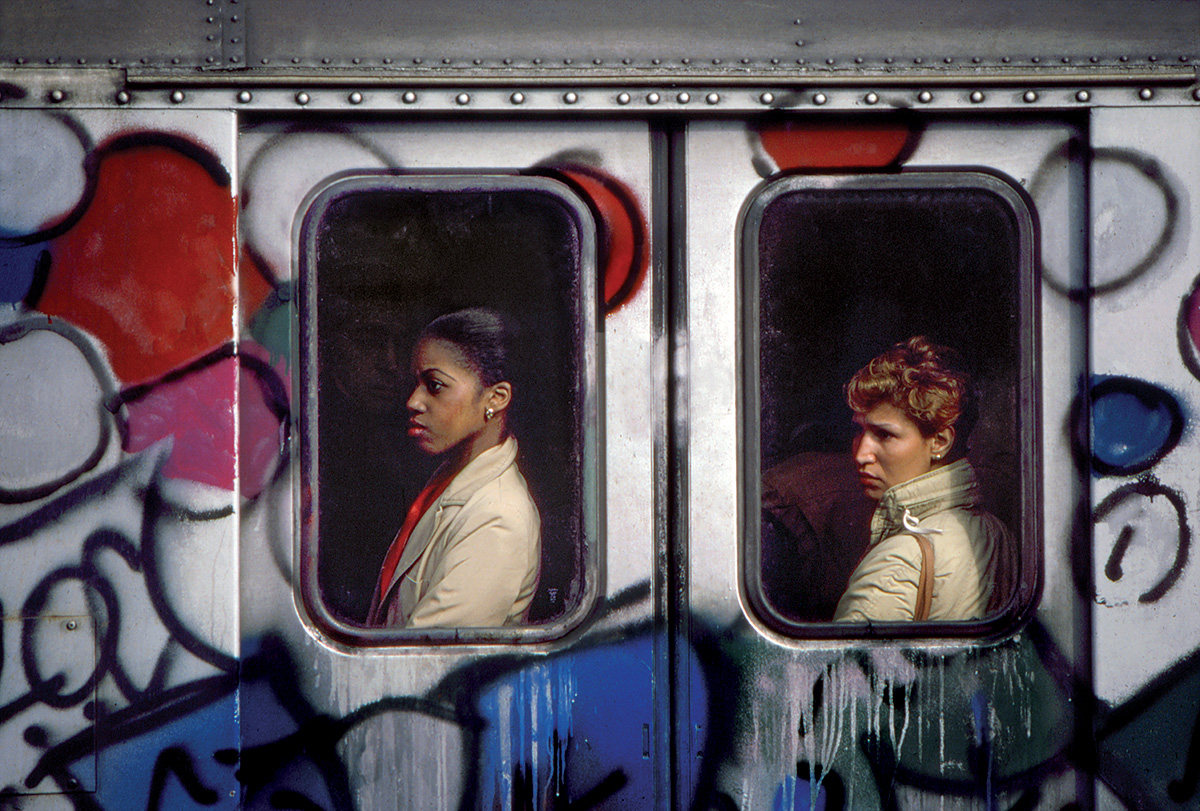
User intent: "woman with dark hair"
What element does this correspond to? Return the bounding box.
[833,336,1012,622]
[366,307,541,628]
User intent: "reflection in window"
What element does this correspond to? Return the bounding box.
[298,175,598,642]
[744,172,1038,635]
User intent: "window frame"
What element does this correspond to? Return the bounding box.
[739,168,1042,639]
[295,172,603,646]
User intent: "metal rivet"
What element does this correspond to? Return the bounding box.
[681,58,691,65]
[207,34,216,41]
[206,15,215,22]
[826,58,835,65]
[231,37,241,44]
[47,57,58,64]
[865,92,879,104]
[443,57,452,64]
[706,92,720,104]
[563,58,572,65]
[170,90,185,103]
[231,13,239,21]
[813,92,828,105]
[353,57,361,64]
[349,92,363,104]
[238,90,252,103]
[647,92,661,104]
[1091,56,1100,63]
[677,92,690,103]
[713,58,722,65]
[206,57,216,63]
[913,57,923,64]
[1148,55,1158,62]
[1120,55,1129,62]
[292,57,301,64]
[115,90,131,105]
[795,40,805,47]
[972,57,981,63]
[741,58,751,64]
[402,91,418,103]
[456,92,470,105]
[1002,56,1011,63]
[594,58,603,65]
[1031,56,1041,63]
[1181,56,1192,63]
[15,57,25,64]
[771,58,780,65]
[759,92,775,104]
[651,58,660,65]
[295,91,309,105]
[230,56,240,63]
[1075,90,1091,102]
[261,58,269,64]
[1193,88,1200,101]
[563,91,578,104]
[474,59,482,65]
[78,58,87,65]
[796,59,806,64]
[65,620,78,631]
[617,92,631,105]
[1139,88,1154,100]
[944,57,953,64]
[884,57,894,64]
[1062,57,1071,64]
[855,57,864,64]
[622,58,632,65]
[321,57,330,64]
[411,58,420,64]
[918,90,933,103]
[1023,90,1038,103]
[969,90,985,103]
[794,18,802,24]
[511,92,525,104]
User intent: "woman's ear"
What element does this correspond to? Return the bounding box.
[488,381,513,413]
[931,426,955,461]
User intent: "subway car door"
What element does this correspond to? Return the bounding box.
[677,115,1091,810]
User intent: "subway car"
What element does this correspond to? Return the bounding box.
[1,1,1199,808]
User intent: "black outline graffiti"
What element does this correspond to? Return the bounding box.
[0,314,121,504]
[1178,273,1200,383]
[1093,477,1190,604]
[145,746,221,807]
[1030,141,1181,301]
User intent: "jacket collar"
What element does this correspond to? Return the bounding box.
[870,458,979,544]
[385,436,520,590]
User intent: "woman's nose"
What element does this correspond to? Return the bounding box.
[406,388,424,413]
[854,436,874,464]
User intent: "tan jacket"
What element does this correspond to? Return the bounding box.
[833,459,1013,623]
[372,437,541,628]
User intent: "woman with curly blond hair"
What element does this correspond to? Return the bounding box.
[834,336,1013,622]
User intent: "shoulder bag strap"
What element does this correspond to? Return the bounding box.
[913,534,935,621]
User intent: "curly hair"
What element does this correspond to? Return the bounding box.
[846,336,977,456]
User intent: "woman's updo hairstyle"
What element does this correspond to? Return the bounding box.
[419,307,510,388]
[846,336,978,459]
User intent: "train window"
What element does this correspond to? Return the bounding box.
[742,171,1039,637]
[297,173,600,644]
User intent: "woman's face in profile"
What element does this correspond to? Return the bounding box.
[406,338,489,456]
[852,403,940,499]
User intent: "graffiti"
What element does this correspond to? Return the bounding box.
[1031,142,1182,301]
[3,103,1200,811]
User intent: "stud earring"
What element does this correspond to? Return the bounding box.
[485,407,494,422]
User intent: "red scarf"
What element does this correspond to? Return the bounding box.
[370,468,455,621]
